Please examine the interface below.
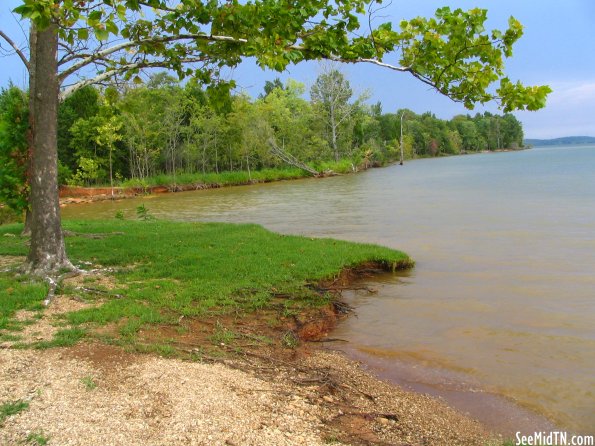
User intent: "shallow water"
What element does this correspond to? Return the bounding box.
[62,145,595,434]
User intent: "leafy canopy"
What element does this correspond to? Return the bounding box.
[13,0,550,111]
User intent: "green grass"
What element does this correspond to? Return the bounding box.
[26,431,50,446]
[120,167,310,189]
[0,399,29,424]
[312,159,358,174]
[0,275,47,331]
[33,328,87,349]
[80,376,97,391]
[0,219,412,346]
[118,160,373,190]
[209,321,237,345]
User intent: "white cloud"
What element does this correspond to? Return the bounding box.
[547,81,595,107]
[516,80,595,139]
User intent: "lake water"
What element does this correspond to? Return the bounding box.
[62,145,595,435]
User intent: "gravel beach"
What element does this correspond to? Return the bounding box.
[0,342,496,446]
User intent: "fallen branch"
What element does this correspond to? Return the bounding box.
[268,138,320,176]
[338,383,377,402]
[333,410,397,421]
[307,338,349,343]
[319,285,378,292]
[332,301,354,315]
[75,286,124,299]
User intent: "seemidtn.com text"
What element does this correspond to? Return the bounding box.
[516,432,594,446]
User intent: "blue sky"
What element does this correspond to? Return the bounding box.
[1,0,594,138]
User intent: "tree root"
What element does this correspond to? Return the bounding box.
[43,270,82,306]
[16,256,125,307]
[74,286,123,299]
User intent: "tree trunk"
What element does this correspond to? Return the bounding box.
[109,147,114,199]
[26,23,73,275]
[21,209,32,237]
[330,103,339,161]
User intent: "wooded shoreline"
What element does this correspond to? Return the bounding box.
[58,147,528,206]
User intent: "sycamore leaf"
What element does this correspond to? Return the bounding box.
[94,27,109,41]
[77,28,89,41]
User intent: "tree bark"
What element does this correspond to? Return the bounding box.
[25,23,73,275]
[330,102,339,161]
[21,209,32,237]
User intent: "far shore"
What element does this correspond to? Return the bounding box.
[59,147,528,206]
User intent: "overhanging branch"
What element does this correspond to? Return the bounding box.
[59,56,209,100]
[332,56,410,72]
[0,29,30,71]
[58,33,247,82]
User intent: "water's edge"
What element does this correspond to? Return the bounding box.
[61,146,595,434]
[333,337,557,438]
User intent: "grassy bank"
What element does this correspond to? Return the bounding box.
[120,166,310,189]
[118,161,359,189]
[0,220,411,352]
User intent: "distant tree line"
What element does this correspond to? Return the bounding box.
[524,136,595,146]
[1,70,524,192]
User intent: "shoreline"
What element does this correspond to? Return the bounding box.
[58,148,528,206]
[329,283,562,439]
[333,343,558,438]
[0,249,500,445]
[1,336,500,446]
[58,169,340,206]
[0,254,559,443]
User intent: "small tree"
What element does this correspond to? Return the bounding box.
[95,116,123,197]
[311,65,356,161]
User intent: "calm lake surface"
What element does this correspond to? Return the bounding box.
[62,145,595,435]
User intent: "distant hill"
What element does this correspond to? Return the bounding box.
[524,136,595,146]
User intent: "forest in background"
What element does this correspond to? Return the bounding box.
[1,69,524,193]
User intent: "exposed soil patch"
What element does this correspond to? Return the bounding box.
[0,255,25,270]
[10,296,94,345]
[62,270,120,291]
[0,268,115,347]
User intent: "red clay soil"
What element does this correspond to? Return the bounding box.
[59,184,224,198]
[60,183,240,204]
[60,185,176,199]
[58,169,354,205]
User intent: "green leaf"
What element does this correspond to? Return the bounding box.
[88,10,103,22]
[94,28,110,41]
[116,5,127,21]
[77,28,89,41]
[106,21,119,35]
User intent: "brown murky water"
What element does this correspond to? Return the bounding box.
[62,146,595,435]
